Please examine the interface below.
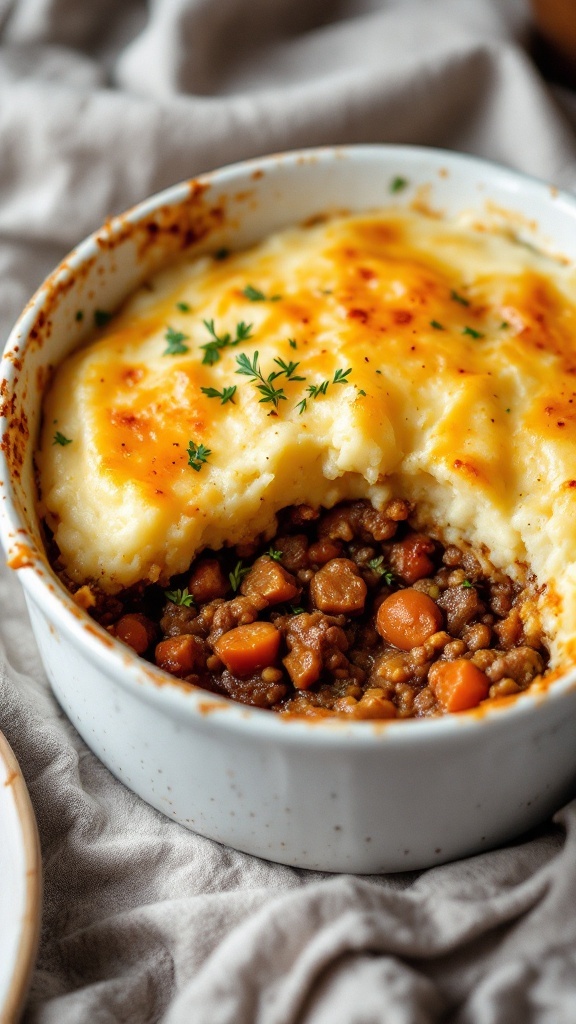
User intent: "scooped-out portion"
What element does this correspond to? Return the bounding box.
[49,497,547,719]
[36,203,576,711]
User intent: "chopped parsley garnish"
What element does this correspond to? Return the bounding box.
[307,380,329,399]
[290,605,304,615]
[430,320,445,330]
[176,301,191,312]
[200,319,253,366]
[390,176,408,193]
[235,351,287,408]
[333,367,352,385]
[357,389,367,397]
[243,284,266,301]
[367,556,394,584]
[200,385,237,405]
[53,431,72,446]
[164,325,190,355]
[242,284,282,303]
[462,326,484,340]
[450,289,469,306]
[214,248,229,261]
[75,310,83,322]
[505,407,511,413]
[94,309,112,327]
[297,367,352,414]
[266,546,283,562]
[288,338,297,349]
[165,587,195,607]
[461,579,474,588]
[272,357,305,381]
[229,560,250,592]
[187,440,212,471]
[500,321,509,329]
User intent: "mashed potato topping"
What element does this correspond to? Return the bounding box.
[37,208,576,661]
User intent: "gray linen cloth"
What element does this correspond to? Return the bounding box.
[1,0,576,1021]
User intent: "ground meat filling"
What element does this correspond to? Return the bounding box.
[62,499,549,719]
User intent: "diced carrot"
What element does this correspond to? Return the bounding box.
[116,613,156,654]
[283,645,322,690]
[214,621,281,677]
[155,634,204,677]
[376,589,443,650]
[431,658,490,712]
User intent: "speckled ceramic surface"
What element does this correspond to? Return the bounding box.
[2,146,576,872]
[0,731,41,1024]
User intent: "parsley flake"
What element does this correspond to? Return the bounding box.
[200,319,253,366]
[176,301,191,313]
[307,380,329,400]
[390,176,409,193]
[430,320,445,330]
[290,605,304,615]
[75,310,84,322]
[273,357,305,382]
[235,351,287,408]
[214,248,229,261]
[267,546,283,562]
[500,321,509,329]
[462,326,484,340]
[165,587,195,607]
[94,309,112,327]
[367,556,394,584]
[242,284,281,303]
[53,431,72,446]
[450,289,470,306]
[288,338,297,349]
[461,579,474,589]
[243,284,266,301]
[200,385,237,405]
[333,367,352,385]
[357,389,367,397]
[187,440,212,471]
[229,560,250,592]
[164,325,189,356]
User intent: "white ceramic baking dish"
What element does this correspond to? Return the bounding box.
[2,146,576,873]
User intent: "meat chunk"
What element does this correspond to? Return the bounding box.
[160,601,197,638]
[308,537,343,565]
[493,608,523,649]
[318,500,399,544]
[485,647,544,687]
[390,533,436,584]
[275,534,309,573]
[241,556,299,605]
[208,595,266,644]
[188,558,229,603]
[217,669,287,708]
[310,558,367,614]
[282,611,350,689]
[437,584,485,635]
